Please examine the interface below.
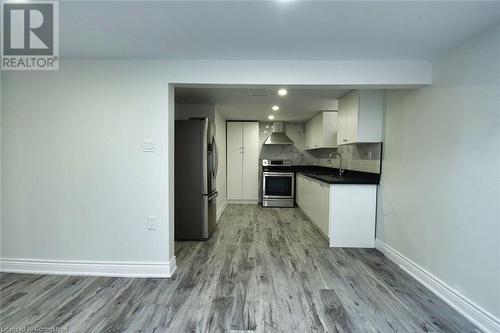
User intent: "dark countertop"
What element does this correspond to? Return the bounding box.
[293,165,380,185]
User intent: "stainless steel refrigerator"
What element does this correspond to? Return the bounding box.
[175,118,218,240]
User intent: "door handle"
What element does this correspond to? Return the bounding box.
[212,137,218,179]
[208,191,219,200]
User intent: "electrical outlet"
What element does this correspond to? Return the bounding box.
[147,216,157,230]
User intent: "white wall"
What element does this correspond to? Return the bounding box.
[1,58,431,275]
[214,108,227,219]
[0,70,2,253]
[1,60,171,266]
[378,25,500,326]
[166,60,431,86]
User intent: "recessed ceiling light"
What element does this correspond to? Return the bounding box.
[278,89,287,96]
[272,105,280,111]
[268,115,275,120]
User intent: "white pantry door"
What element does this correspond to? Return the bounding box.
[241,122,259,200]
[227,122,243,200]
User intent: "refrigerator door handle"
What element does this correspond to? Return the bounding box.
[208,191,219,200]
[213,137,219,179]
[202,120,209,196]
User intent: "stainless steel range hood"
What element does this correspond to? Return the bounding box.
[264,122,294,145]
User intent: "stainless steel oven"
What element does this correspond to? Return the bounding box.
[262,159,295,208]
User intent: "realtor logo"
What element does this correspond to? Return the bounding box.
[1,1,59,70]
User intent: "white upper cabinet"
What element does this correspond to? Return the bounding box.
[337,90,384,145]
[227,121,259,201]
[305,111,338,150]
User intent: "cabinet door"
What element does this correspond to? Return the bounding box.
[317,183,330,237]
[337,98,348,145]
[243,122,259,150]
[347,90,359,143]
[242,149,259,200]
[227,149,243,200]
[308,180,319,225]
[227,122,243,151]
[227,122,243,200]
[305,120,313,150]
[305,113,324,149]
[322,112,338,148]
[357,90,384,143]
[297,176,306,209]
[304,178,314,218]
[296,176,303,207]
[312,114,322,149]
[312,181,324,232]
[241,122,259,200]
[338,90,359,145]
[301,177,309,213]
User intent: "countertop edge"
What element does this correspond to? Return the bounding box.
[296,171,380,185]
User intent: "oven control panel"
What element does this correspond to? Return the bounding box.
[261,159,292,167]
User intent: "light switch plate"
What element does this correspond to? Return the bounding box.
[143,140,156,152]
[147,216,157,230]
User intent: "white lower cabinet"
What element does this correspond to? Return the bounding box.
[329,184,377,248]
[296,173,377,248]
[296,174,329,239]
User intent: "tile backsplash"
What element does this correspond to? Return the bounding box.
[259,122,382,174]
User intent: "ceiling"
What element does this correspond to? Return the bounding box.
[60,1,500,60]
[175,86,350,122]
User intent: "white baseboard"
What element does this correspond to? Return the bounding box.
[0,256,177,278]
[217,199,227,221]
[375,239,500,333]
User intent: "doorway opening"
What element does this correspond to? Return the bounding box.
[171,84,383,267]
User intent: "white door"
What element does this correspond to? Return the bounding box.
[227,122,259,201]
[243,122,259,150]
[242,149,259,200]
[241,122,259,200]
[227,122,243,200]
[227,122,243,151]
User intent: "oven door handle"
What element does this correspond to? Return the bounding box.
[263,172,295,177]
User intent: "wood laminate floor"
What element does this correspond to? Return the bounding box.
[1,205,480,332]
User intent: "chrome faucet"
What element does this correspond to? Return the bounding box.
[327,152,344,177]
